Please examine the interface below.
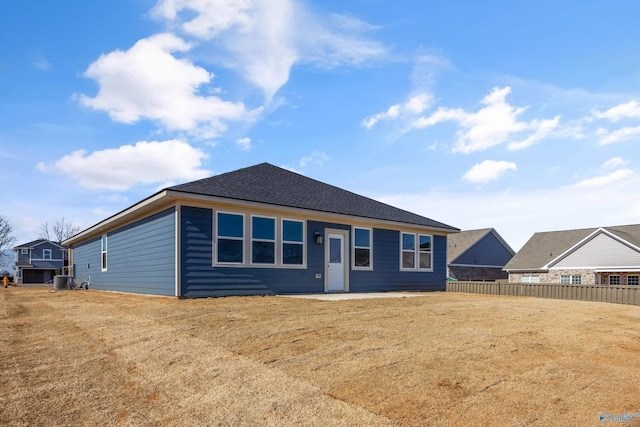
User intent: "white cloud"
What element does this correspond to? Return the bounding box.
[29,52,51,70]
[571,169,634,189]
[462,160,517,185]
[236,136,252,151]
[299,150,329,167]
[603,157,628,169]
[151,0,388,99]
[593,100,640,122]
[362,93,433,129]
[412,86,560,154]
[37,139,210,191]
[598,125,640,145]
[77,33,259,138]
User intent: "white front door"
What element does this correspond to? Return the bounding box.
[327,233,345,292]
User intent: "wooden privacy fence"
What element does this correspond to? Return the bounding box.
[446,281,640,306]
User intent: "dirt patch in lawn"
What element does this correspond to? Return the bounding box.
[1,287,639,426]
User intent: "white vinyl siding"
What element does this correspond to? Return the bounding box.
[553,232,640,268]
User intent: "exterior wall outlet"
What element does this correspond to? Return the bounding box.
[315,273,322,279]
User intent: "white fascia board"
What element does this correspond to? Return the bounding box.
[593,267,640,272]
[543,228,604,269]
[544,227,640,269]
[167,190,458,234]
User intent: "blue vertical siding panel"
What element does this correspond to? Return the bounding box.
[71,208,176,296]
[350,230,446,292]
[180,208,338,297]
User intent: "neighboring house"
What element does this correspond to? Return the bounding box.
[447,228,515,281]
[503,224,640,285]
[63,163,459,297]
[13,239,68,284]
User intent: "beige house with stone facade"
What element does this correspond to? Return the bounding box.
[503,224,640,286]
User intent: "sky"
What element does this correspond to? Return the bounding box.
[1,0,639,255]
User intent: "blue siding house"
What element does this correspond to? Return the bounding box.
[13,239,68,284]
[64,163,459,297]
[447,228,515,281]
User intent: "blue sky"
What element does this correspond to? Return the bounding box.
[1,0,639,253]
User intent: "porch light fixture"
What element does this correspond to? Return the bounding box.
[314,232,323,245]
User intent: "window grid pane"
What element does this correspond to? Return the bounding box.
[628,276,639,286]
[609,275,620,285]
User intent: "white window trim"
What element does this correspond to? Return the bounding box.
[43,249,52,260]
[609,275,621,285]
[21,249,28,254]
[214,211,245,266]
[352,227,373,270]
[418,234,433,271]
[281,218,306,268]
[522,275,540,283]
[400,232,433,272]
[250,215,277,266]
[101,234,108,272]
[628,275,639,286]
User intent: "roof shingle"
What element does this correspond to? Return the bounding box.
[169,163,458,231]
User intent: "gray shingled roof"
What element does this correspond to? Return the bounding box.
[447,228,492,262]
[13,239,64,249]
[503,224,640,270]
[169,163,458,231]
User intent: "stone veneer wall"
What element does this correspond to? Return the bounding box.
[510,270,640,285]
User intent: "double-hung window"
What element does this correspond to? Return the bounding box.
[419,235,432,269]
[353,227,372,269]
[401,233,432,270]
[251,216,275,265]
[282,219,304,265]
[560,275,581,284]
[522,275,539,283]
[101,234,108,271]
[217,212,244,264]
[43,249,52,260]
[401,233,416,269]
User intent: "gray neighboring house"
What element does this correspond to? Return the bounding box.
[13,239,68,284]
[63,163,459,297]
[503,224,640,285]
[447,228,515,281]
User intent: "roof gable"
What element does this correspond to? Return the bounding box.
[549,228,640,269]
[169,163,458,231]
[504,224,640,271]
[13,239,66,250]
[448,228,515,265]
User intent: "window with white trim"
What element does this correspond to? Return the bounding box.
[609,275,621,285]
[101,234,108,271]
[251,216,275,265]
[216,212,244,264]
[401,233,415,269]
[21,249,28,254]
[419,235,432,269]
[521,275,540,283]
[628,275,639,286]
[43,249,52,260]
[353,227,372,269]
[282,219,304,265]
[560,275,581,284]
[401,233,432,270]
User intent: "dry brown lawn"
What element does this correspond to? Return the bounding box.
[1,287,639,426]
